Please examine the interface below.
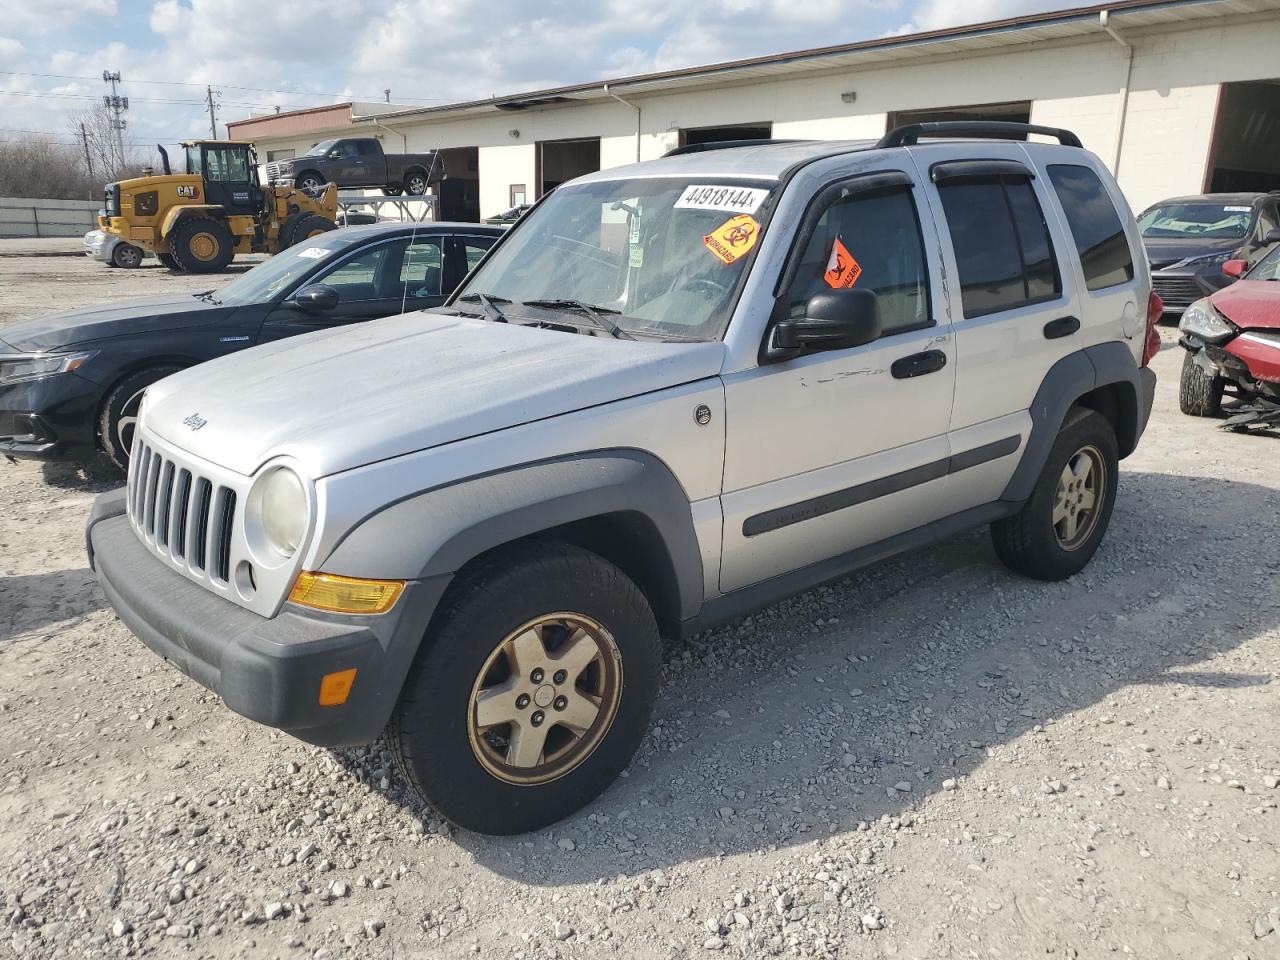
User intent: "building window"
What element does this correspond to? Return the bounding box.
[510,184,527,207]
[267,149,295,162]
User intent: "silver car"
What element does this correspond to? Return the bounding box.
[88,122,1159,834]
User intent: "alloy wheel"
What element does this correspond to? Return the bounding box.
[115,387,146,460]
[1053,443,1106,550]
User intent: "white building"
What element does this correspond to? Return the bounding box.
[230,0,1280,222]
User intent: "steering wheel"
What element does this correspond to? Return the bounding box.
[685,276,733,299]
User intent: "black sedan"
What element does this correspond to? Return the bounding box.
[1139,192,1280,316]
[0,222,502,469]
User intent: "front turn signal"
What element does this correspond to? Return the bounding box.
[288,572,405,615]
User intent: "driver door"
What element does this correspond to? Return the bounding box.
[719,168,957,593]
[258,236,415,343]
[201,144,259,216]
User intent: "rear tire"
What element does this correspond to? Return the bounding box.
[98,365,182,470]
[991,407,1119,582]
[286,213,336,247]
[388,542,661,835]
[403,171,428,196]
[169,218,234,274]
[111,243,143,268]
[157,252,179,270]
[1179,350,1224,417]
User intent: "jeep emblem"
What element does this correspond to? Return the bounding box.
[182,412,208,431]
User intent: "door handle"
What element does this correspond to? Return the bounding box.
[891,349,948,379]
[1043,315,1080,340]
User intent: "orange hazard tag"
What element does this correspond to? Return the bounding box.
[824,237,862,289]
[703,215,760,264]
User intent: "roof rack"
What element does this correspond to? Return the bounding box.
[662,138,802,158]
[877,122,1083,149]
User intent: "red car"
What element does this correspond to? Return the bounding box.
[1178,244,1280,430]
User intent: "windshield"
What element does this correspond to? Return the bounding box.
[303,139,337,158]
[211,239,346,306]
[185,145,201,176]
[1138,201,1255,240]
[454,176,778,340]
[1246,244,1280,280]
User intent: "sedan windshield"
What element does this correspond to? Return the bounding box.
[1138,201,1254,240]
[211,239,347,306]
[454,176,778,340]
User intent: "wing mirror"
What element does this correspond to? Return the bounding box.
[1222,259,1248,279]
[292,283,339,311]
[773,289,882,352]
[1263,228,1280,245]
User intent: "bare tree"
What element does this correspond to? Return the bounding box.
[0,137,97,200]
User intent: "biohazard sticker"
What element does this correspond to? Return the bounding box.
[676,185,769,215]
[703,215,760,264]
[824,237,862,289]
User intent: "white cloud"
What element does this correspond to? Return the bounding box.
[3,0,115,33]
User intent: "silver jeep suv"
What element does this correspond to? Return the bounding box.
[88,123,1160,834]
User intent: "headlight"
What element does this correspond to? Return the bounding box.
[1179,298,1234,343]
[0,351,97,385]
[247,466,309,561]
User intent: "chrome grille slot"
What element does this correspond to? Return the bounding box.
[191,478,213,571]
[156,462,176,547]
[143,452,162,535]
[211,488,237,583]
[172,469,192,559]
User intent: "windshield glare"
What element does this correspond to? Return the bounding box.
[212,240,342,306]
[1138,202,1254,240]
[304,139,337,158]
[455,177,778,340]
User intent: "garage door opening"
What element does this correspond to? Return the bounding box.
[1206,81,1280,193]
[679,123,772,148]
[538,137,600,196]
[887,101,1032,138]
[437,146,480,222]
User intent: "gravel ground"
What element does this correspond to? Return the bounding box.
[1,254,1277,959]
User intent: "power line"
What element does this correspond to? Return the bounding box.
[0,70,447,102]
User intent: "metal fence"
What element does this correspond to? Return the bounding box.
[0,197,99,238]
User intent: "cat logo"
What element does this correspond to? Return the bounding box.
[177,185,199,199]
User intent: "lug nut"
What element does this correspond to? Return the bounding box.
[553,695,568,711]
[553,670,567,685]
[516,694,530,710]
[531,710,545,726]
[531,668,544,683]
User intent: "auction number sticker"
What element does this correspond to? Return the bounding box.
[676,184,769,215]
[295,246,331,259]
[704,215,761,264]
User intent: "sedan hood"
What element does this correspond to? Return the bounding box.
[1211,279,1280,331]
[143,312,726,478]
[0,294,228,352]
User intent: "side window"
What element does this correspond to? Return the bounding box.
[1047,164,1135,291]
[783,186,931,337]
[937,175,1062,317]
[400,239,444,296]
[203,148,250,183]
[333,141,358,159]
[462,237,496,273]
[357,140,381,157]
[317,241,405,302]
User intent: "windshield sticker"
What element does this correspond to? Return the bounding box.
[824,237,862,289]
[704,214,760,265]
[1223,205,1252,212]
[676,185,769,215]
[295,246,331,260]
[629,244,645,268]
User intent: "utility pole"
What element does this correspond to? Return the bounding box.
[101,70,127,170]
[79,121,95,185]
[205,85,219,139]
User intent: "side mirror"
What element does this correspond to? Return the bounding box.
[292,284,339,311]
[774,289,882,352]
[1263,228,1280,245]
[328,150,342,159]
[1222,259,1248,279]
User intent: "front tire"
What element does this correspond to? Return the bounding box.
[296,173,325,192]
[383,185,403,196]
[992,407,1119,581]
[1179,350,1224,416]
[169,218,235,273]
[98,365,182,470]
[388,543,661,835]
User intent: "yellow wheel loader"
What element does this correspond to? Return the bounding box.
[93,141,338,273]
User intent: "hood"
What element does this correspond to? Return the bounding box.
[1210,279,1280,331]
[0,294,229,352]
[143,312,726,478]
[1143,236,1242,270]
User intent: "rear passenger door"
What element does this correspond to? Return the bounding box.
[914,145,1081,508]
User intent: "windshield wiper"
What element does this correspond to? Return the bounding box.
[522,299,634,340]
[457,292,510,323]
[193,290,221,305]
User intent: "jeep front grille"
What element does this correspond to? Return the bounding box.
[129,439,238,583]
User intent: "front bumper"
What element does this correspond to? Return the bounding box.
[88,491,451,747]
[83,230,119,264]
[0,372,101,461]
[1151,265,1233,315]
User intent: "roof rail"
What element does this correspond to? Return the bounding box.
[877,122,1083,149]
[662,138,802,158]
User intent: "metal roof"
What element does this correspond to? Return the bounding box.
[357,0,1280,127]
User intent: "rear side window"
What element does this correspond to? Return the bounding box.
[937,176,1062,317]
[1047,164,1135,291]
[783,186,931,337]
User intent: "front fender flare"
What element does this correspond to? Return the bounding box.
[319,450,705,622]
